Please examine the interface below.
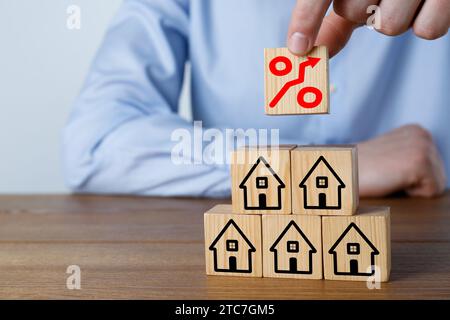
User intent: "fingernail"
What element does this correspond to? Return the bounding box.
[288,32,309,55]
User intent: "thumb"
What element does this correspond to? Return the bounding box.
[315,10,360,57]
[287,0,332,56]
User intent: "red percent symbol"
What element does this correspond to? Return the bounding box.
[269,56,322,109]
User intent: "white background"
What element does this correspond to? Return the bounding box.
[0,1,191,193]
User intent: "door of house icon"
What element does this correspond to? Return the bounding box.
[229,256,237,272]
[350,259,358,275]
[258,194,267,208]
[318,193,326,208]
[289,257,297,272]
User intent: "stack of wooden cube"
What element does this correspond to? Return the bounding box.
[204,46,390,282]
[204,145,391,282]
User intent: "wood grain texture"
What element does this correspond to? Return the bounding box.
[262,214,322,279]
[264,46,329,115]
[231,146,295,214]
[0,193,449,299]
[204,205,262,277]
[291,145,359,215]
[322,207,391,282]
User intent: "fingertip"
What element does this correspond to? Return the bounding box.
[286,0,332,55]
[287,32,312,56]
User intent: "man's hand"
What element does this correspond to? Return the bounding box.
[288,0,450,57]
[358,125,447,198]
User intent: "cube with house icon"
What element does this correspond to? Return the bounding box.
[291,146,359,215]
[204,205,262,277]
[262,214,323,279]
[231,145,295,215]
[322,207,391,282]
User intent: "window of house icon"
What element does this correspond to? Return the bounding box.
[226,239,239,252]
[347,243,360,255]
[256,176,268,189]
[316,176,328,188]
[286,240,299,253]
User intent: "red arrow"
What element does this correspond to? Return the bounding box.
[297,57,320,83]
[269,57,321,108]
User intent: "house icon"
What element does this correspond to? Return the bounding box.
[328,223,380,276]
[299,156,345,210]
[270,221,317,274]
[208,219,256,273]
[239,156,285,210]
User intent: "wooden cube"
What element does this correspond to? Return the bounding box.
[204,205,262,277]
[264,46,329,115]
[262,214,322,279]
[322,207,391,282]
[231,145,295,214]
[291,145,358,215]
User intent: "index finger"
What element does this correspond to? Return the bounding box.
[315,10,360,57]
[287,0,332,55]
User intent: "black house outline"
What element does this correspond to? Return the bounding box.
[328,222,380,276]
[270,221,317,274]
[299,156,345,210]
[239,156,285,210]
[209,219,256,273]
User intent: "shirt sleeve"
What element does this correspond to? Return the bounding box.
[63,0,231,197]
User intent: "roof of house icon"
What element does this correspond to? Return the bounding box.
[299,156,345,188]
[328,222,379,255]
[209,219,256,252]
[270,220,317,253]
[239,156,285,189]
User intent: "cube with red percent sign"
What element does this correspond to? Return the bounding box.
[264,46,329,115]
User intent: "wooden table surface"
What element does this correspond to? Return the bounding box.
[0,193,449,299]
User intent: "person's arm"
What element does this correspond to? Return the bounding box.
[63,0,230,197]
[358,124,446,198]
[287,0,449,57]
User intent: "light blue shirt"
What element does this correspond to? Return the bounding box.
[63,0,450,197]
